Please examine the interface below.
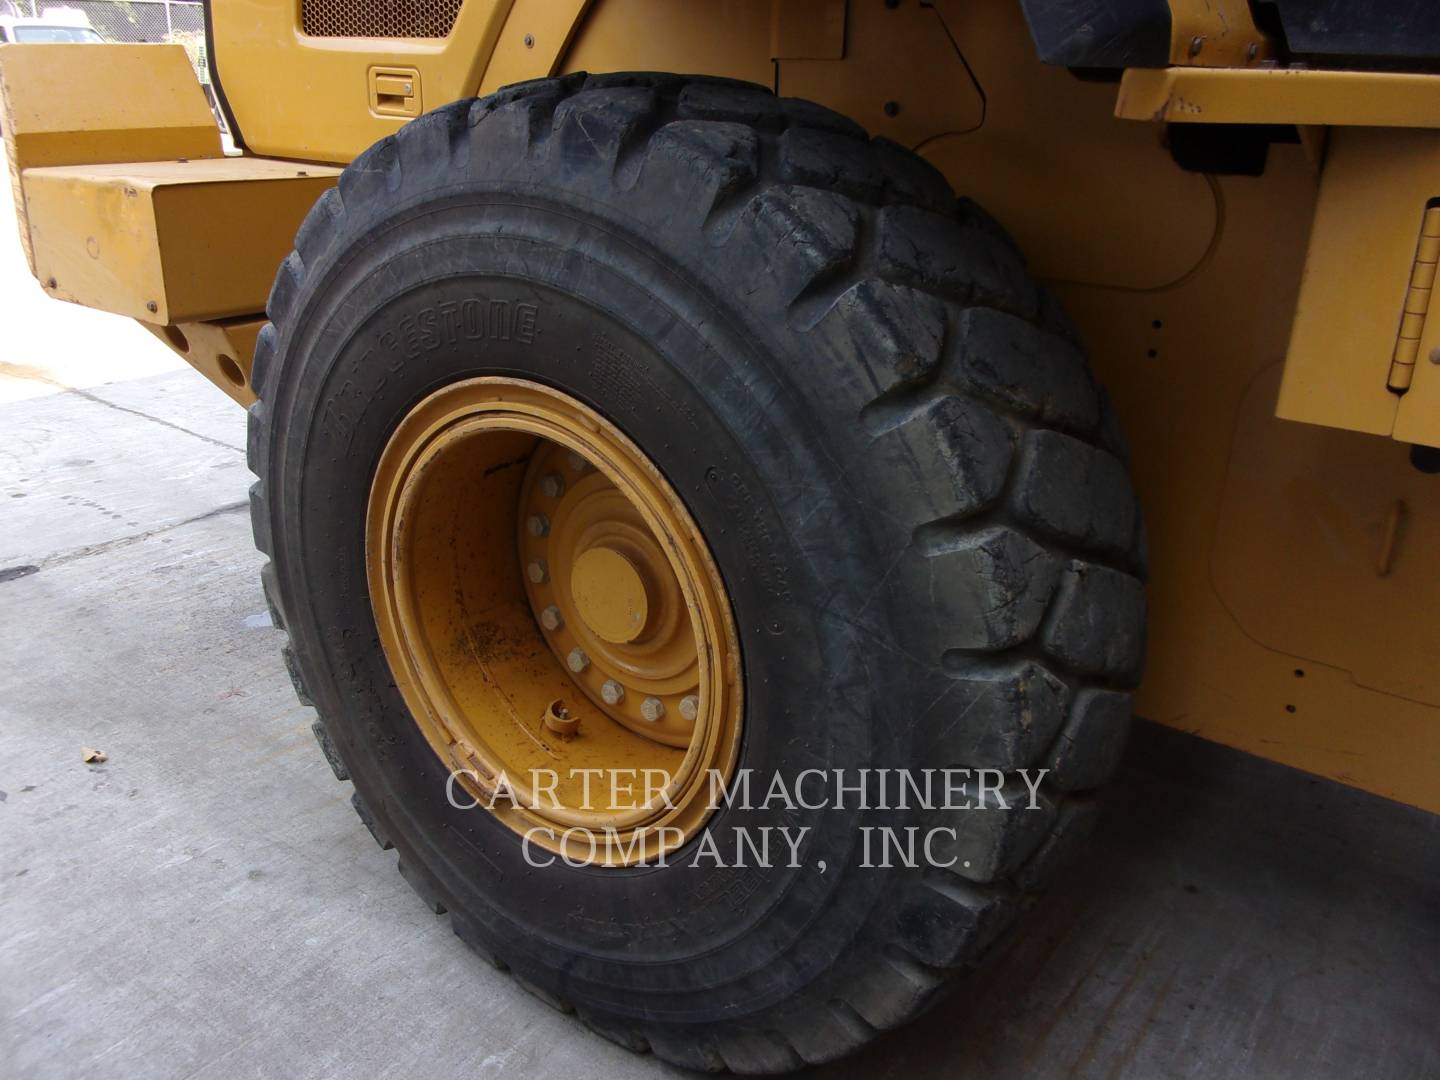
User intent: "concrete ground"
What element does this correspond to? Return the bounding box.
[2,173,1438,1080]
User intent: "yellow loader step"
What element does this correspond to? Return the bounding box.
[23,157,338,325]
[0,42,338,404]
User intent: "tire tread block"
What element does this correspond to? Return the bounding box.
[248,71,1149,1074]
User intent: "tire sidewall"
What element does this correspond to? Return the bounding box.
[268,192,913,1018]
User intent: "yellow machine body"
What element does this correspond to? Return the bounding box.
[0,42,338,403]
[0,2,1437,811]
[24,158,338,326]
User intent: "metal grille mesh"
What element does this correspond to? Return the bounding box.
[300,0,464,39]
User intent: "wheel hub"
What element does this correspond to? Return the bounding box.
[570,547,648,644]
[517,442,703,748]
[365,377,741,866]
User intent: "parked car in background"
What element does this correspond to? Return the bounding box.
[0,13,102,44]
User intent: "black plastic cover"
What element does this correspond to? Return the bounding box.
[1018,0,1172,69]
[1256,1,1440,67]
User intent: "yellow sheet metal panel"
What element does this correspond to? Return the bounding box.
[770,0,845,60]
[1276,129,1440,436]
[1166,0,1273,66]
[1116,67,1440,127]
[479,0,593,94]
[0,42,221,273]
[1218,366,1440,710]
[779,0,983,150]
[1208,365,1440,811]
[152,166,339,322]
[141,316,264,407]
[24,165,164,317]
[0,43,220,168]
[1054,142,1440,813]
[927,0,1216,290]
[211,0,512,163]
[559,0,772,89]
[23,158,338,324]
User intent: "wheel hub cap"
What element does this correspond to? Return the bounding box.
[570,547,649,643]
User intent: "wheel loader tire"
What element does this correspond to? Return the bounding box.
[247,73,1146,1072]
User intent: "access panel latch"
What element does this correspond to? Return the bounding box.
[369,66,421,118]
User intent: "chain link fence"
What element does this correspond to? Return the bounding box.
[1,2,208,80]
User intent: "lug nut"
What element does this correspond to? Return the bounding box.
[640,696,665,722]
[527,560,549,584]
[601,679,625,705]
[679,694,699,722]
[540,472,566,498]
[566,449,590,473]
[567,648,590,673]
[540,605,563,631]
[526,513,550,537]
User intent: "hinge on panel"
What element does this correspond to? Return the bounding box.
[1388,202,1440,392]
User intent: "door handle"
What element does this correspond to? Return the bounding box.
[369,66,421,118]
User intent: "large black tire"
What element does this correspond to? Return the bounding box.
[247,73,1146,1071]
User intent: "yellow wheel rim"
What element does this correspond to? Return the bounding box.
[366,377,742,866]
